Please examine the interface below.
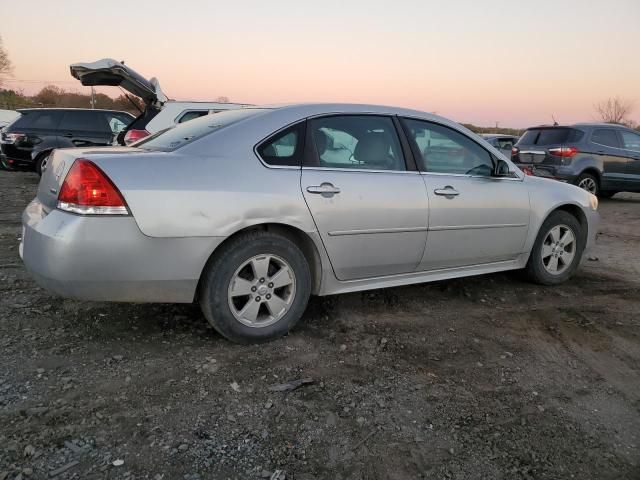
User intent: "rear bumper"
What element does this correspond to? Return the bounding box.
[20,199,224,303]
[515,163,577,183]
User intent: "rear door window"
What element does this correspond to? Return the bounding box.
[308,115,406,171]
[59,111,109,133]
[591,129,621,148]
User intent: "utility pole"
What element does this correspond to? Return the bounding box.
[90,87,96,109]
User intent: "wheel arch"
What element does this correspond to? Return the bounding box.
[195,223,324,301]
[576,167,601,186]
[542,203,589,248]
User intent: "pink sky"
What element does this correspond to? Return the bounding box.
[2,0,639,128]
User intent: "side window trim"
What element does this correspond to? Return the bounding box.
[399,116,498,177]
[303,113,411,172]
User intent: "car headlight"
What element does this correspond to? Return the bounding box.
[589,193,598,211]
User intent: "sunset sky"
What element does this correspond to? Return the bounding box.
[2,0,639,128]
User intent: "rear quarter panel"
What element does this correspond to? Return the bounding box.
[90,151,316,239]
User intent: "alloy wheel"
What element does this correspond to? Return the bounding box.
[227,254,296,328]
[541,224,576,275]
[577,177,597,194]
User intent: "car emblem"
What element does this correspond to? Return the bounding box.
[54,161,65,181]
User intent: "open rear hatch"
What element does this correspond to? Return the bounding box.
[70,58,167,106]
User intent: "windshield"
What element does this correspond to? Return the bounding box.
[135,108,269,151]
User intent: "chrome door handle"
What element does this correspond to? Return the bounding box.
[434,186,459,196]
[307,183,341,196]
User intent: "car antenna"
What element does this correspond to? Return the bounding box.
[551,114,559,126]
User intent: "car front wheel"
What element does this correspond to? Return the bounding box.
[525,210,585,285]
[199,230,311,344]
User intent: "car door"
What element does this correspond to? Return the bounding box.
[620,130,640,190]
[301,115,429,281]
[57,110,113,147]
[589,128,629,190]
[401,118,530,271]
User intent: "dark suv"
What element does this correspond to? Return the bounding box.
[0,108,133,174]
[512,123,640,197]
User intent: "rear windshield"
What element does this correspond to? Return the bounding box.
[517,128,583,146]
[136,108,268,151]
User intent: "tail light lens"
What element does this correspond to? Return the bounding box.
[123,129,150,145]
[57,159,129,215]
[511,146,519,157]
[548,146,579,158]
[1,132,26,144]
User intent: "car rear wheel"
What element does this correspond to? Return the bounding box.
[199,230,311,344]
[524,210,585,285]
[35,152,50,176]
[575,173,598,195]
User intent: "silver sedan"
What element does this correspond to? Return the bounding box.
[21,104,599,343]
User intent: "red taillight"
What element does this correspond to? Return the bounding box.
[57,159,128,215]
[521,166,535,176]
[123,129,150,145]
[548,146,579,158]
[511,147,519,157]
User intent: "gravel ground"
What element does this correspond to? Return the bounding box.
[1,170,639,480]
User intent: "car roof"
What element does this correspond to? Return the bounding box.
[526,122,630,130]
[247,102,462,128]
[16,107,133,115]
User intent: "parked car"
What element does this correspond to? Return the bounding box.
[0,108,133,174]
[481,133,519,158]
[70,58,251,145]
[512,123,640,197]
[21,104,598,343]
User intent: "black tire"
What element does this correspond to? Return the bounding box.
[199,230,312,344]
[524,210,585,285]
[35,152,50,176]
[575,172,599,196]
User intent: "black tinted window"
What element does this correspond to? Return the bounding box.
[591,129,621,148]
[518,128,583,145]
[11,111,61,130]
[257,123,305,167]
[59,111,109,132]
[309,115,406,171]
[403,119,494,176]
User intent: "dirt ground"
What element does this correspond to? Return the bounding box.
[1,169,639,480]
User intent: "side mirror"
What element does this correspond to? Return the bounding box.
[494,159,514,177]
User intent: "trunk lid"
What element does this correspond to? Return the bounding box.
[69,58,168,107]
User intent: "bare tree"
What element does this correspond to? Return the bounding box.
[215,96,229,103]
[594,97,634,125]
[0,35,13,87]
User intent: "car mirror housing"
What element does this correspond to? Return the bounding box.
[494,159,514,177]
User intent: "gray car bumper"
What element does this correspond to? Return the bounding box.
[584,208,599,258]
[20,199,224,303]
